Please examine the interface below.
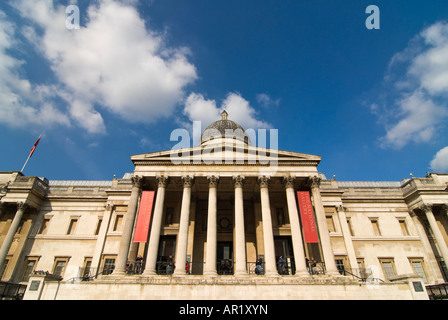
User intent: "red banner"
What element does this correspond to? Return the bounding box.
[133,191,155,243]
[297,191,319,243]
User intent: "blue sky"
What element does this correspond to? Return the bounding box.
[1,0,448,181]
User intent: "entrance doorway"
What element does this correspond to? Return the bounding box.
[274,236,295,275]
[217,242,233,275]
[156,236,176,274]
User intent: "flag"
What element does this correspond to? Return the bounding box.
[29,136,41,158]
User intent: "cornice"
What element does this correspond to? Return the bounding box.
[133,160,320,167]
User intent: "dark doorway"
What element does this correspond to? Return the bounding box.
[156,236,176,274]
[217,242,233,275]
[274,236,295,275]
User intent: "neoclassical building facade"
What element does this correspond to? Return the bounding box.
[1,112,447,300]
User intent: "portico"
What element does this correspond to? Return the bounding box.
[109,112,336,279]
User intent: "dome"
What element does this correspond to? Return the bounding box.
[199,111,252,145]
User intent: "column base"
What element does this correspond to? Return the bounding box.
[142,270,158,277]
[204,271,218,278]
[265,271,280,278]
[294,271,312,277]
[110,269,126,277]
[173,271,187,277]
[234,271,249,278]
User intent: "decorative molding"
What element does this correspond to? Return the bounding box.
[282,176,295,189]
[418,203,433,213]
[17,201,29,212]
[257,176,270,189]
[309,176,321,189]
[207,175,219,188]
[131,175,143,188]
[233,175,245,188]
[132,160,320,167]
[156,176,169,188]
[182,175,194,188]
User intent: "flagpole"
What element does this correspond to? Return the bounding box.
[20,155,31,173]
[21,134,41,173]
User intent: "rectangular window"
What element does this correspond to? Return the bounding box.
[379,258,396,280]
[399,219,409,236]
[410,258,428,283]
[0,259,9,280]
[52,259,68,277]
[102,257,116,275]
[371,219,381,236]
[38,219,50,235]
[21,258,38,282]
[276,208,286,226]
[113,215,123,232]
[67,218,78,235]
[95,218,103,235]
[326,215,336,233]
[82,258,92,278]
[346,218,354,236]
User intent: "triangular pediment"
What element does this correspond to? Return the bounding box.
[131,143,321,167]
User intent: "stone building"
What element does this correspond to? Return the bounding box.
[0,112,447,300]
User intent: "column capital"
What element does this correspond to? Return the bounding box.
[309,176,321,189]
[156,175,169,188]
[131,175,143,188]
[17,201,29,212]
[182,175,194,188]
[233,175,245,188]
[336,204,347,213]
[441,204,448,213]
[257,176,270,189]
[418,203,433,213]
[207,175,219,188]
[282,176,295,189]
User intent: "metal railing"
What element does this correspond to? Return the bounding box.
[0,282,27,300]
[426,283,448,300]
[70,261,395,279]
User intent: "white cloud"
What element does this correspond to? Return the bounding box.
[430,146,448,172]
[3,0,197,134]
[183,92,271,130]
[256,93,280,108]
[376,21,448,149]
[0,10,71,130]
[380,91,448,149]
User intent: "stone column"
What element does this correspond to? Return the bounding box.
[283,177,308,276]
[91,203,114,274]
[410,210,445,283]
[336,205,358,273]
[309,176,339,276]
[143,176,168,276]
[234,175,248,277]
[420,204,448,268]
[173,176,194,276]
[0,202,28,272]
[204,175,218,277]
[258,176,278,277]
[112,176,142,276]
